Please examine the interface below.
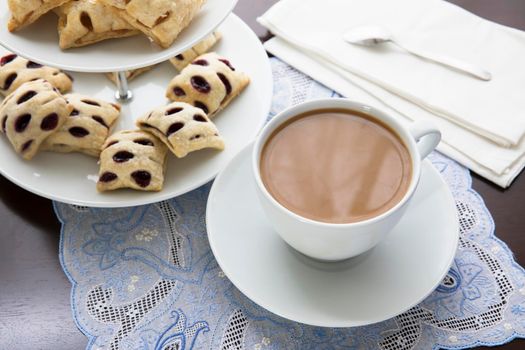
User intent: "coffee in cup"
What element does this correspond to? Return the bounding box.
[252,99,441,261]
[260,108,412,224]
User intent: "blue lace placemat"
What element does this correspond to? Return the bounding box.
[55,59,525,350]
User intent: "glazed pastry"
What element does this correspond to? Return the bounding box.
[7,0,70,32]
[55,0,140,49]
[97,130,168,192]
[0,53,73,96]
[100,0,206,48]
[105,66,155,85]
[136,101,224,158]
[0,79,71,160]
[41,94,121,157]
[166,53,250,117]
[169,32,221,71]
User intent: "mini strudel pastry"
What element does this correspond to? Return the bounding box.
[0,53,73,96]
[97,130,168,192]
[41,94,121,157]
[55,0,140,49]
[166,53,250,117]
[99,0,206,48]
[0,79,71,160]
[7,0,69,32]
[136,101,224,158]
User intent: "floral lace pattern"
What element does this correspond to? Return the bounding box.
[55,59,525,349]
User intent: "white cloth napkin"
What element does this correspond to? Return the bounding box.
[258,0,525,188]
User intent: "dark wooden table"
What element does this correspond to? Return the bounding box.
[0,1,524,349]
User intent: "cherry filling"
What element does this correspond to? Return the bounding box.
[15,114,31,133]
[192,59,209,66]
[21,140,33,152]
[131,170,151,188]
[17,90,37,104]
[70,109,80,117]
[41,113,59,131]
[134,139,154,146]
[80,12,93,31]
[154,11,170,26]
[26,61,42,69]
[165,107,183,115]
[193,114,207,122]
[219,58,235,71]
[217,73,232,95]
[92,116,107,128]
[81,99,100,107]
[175,54,184,61]
[69,127,90,137]
[190,134,202,140]
[193,101,209,114]
[1,54,17,66]
[167,122,184,136]
[99,172,117,183]
[113,151,134,163]
[1,116,6,133]
[190,76,211,93]
[172,87,186,96]
[3,73,17,90]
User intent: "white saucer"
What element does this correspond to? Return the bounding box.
[0,0,237,72]
[206,143,459,327]
[0,15,272,207]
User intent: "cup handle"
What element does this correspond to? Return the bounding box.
[409,120,441,159]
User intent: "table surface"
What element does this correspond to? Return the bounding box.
[0,1,524,349]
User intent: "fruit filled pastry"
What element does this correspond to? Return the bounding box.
[100,0,206,48]
[55,0,140,49]
[166,53,250,117]
[7,0,70,32]
[0,53,73,96]
[97,130,168,192]
[136,102,224,158]
[0,79,71,160]
[105,66,155,85]
[169,32,221,71]
[41,94,121,157]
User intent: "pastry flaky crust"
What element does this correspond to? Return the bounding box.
[105,31,221,85]
[97,130,168,192]
[169,32,221,71]
[55,0,140,49]
[0,79,72,160]
[41,94,121,157]
[166,53,250,118]
[100,0,206,48]
[136,101,224,158]
[7,0,70,32]
[0,53,73,96]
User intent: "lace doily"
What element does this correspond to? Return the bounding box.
[55,59,525,350]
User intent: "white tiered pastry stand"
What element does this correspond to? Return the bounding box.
[0,3,273,208]
[0,0,239,101]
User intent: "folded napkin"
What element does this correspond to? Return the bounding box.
[258,0,525,188]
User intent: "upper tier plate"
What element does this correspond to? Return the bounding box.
[0,0,237,72]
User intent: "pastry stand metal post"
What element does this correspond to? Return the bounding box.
[115,71,133,102]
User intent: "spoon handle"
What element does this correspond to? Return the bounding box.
[394,40,492,81]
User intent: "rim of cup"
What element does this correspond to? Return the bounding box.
[252,98,422,228]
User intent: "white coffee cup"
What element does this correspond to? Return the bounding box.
[252,98,441,261]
